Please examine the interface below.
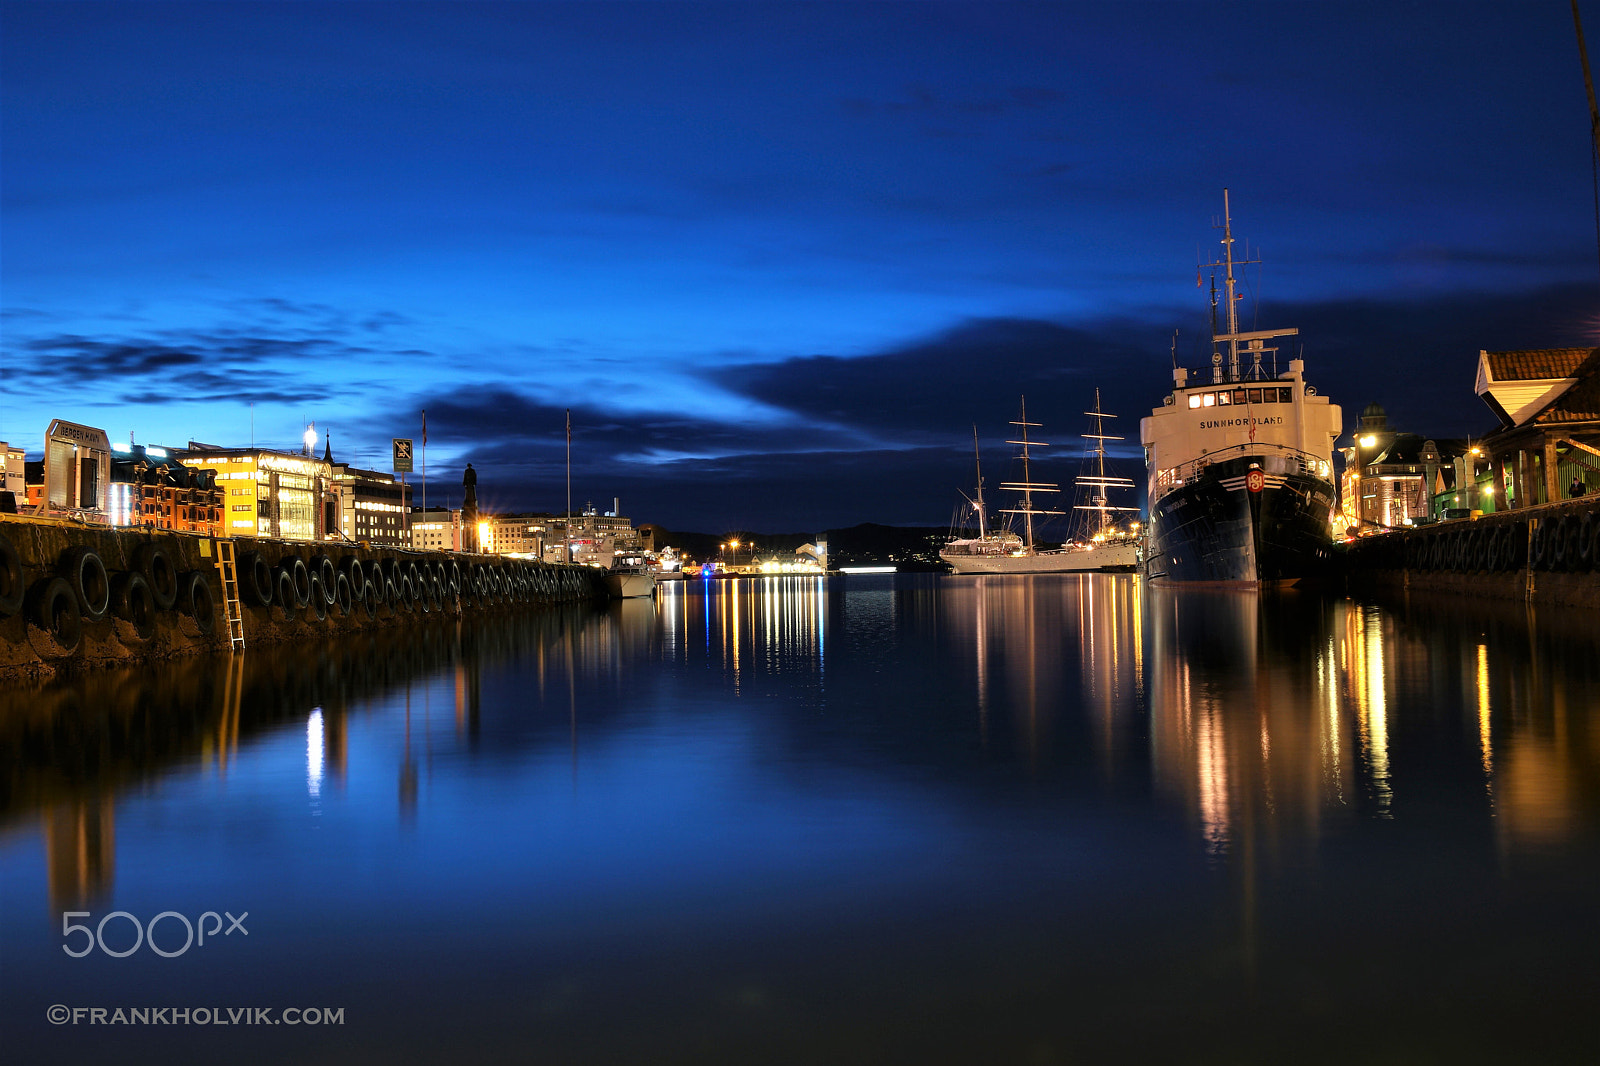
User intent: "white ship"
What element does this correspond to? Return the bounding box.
[942,398,1139,574]
[1139,191,1344,585]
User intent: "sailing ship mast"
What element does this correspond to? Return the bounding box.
[999,396,1062,551]
[970,424,988,540]
[1074,388,1138,539]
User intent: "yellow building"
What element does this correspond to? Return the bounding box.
[177,444,334,540]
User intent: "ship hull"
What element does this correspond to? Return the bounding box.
[942,543,1140,575]
[1144,457,1337,585]
[605,571,658,598]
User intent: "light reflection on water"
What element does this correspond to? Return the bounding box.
[2,573,1598,1063]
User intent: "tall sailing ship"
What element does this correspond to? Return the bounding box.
[1139,192,1343,585]
[942,396,1140,574]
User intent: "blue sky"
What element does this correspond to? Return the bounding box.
[4,1,1596,531]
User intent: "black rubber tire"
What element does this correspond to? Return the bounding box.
[1561,514,1583,572]
[343,557,366,595]
[30,577,82,653]
[112,571,156,641]
[1549,516,1570,571]
[136,543,179,610]
[182,572,216,635]
[1581,512,1599,572]
[359,583,377,619]
[60,547,111,622]
[307,575,328,621]
[334,572,354,616]
[242,551,274,607]
[312,555,337,601]
[276,569,298,620]
[447,560,461,596]
[0,529,25,616]
[287,556,312,607]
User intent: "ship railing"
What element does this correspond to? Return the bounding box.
[1154,443,1333,498]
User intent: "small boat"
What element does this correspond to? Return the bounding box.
[605,554,657,599]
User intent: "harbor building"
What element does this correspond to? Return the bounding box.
[178,443,336,541]
[1476,348,1600,505]
[478,513,550,557]
[0,442,23,511]
[107,442,224,533]
[1339,404,1483,530]
[411,507,462,551]
[329,462,412,547]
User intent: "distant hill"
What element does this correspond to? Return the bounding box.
[650,522,953,570]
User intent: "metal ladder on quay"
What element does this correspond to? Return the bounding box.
[214,538,246,651]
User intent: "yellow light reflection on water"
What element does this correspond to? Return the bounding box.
[1476,642,1493,781]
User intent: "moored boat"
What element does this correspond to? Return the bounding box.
[942,399,1138,574]
[1139,192,1343,585]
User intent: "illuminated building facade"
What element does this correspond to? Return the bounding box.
[0,442,22,511]
[330,463,412,547]
[177,444,335,541]
[1339,403,1479,530]
[411,507,462,551]
[478,513,548,556]
[539,507,643,561]
[107,442,224,532]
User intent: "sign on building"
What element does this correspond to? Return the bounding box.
[44,420,112,515]
[393,438,414,474]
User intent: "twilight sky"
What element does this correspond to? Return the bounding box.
[4,1,1597,532]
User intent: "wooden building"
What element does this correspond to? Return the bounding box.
[1476,348,1600,507]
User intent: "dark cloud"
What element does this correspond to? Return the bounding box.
[723,281,1599,458]
[723,317,1163,450]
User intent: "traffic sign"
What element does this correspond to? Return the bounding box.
[393,438,414,473]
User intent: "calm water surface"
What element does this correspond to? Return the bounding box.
[2,574,1597,1064]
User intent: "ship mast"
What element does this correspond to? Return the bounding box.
[971,423,987,540]
[1203,189,1297,384]
[1074,388,1138,537]
[999,396,1062,551]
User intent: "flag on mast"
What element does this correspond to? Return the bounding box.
[422,410,427,446]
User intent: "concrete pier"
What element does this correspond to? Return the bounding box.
[0,516,606,683]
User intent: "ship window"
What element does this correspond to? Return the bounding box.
[1248,388,1263,403]
[1232,388,1247,404]
[1279,387,1293,402]
[1202,393,1216,407]
[1217,391,1232,405]
[1188,394,1202,409]
[1262,389,1277,403]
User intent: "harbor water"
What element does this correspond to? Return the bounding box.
[3,574,1597,1063]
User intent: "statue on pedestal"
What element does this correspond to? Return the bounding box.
[462,463,479,553]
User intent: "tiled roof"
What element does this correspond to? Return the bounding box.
[1541,369,1600,424]
[1483,348,1598,382]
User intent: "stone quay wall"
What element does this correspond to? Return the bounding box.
[1340,495,1600,609]
[0,517,606,683]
